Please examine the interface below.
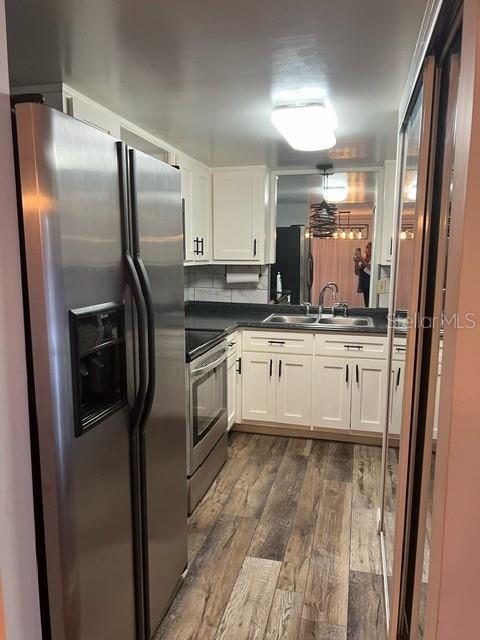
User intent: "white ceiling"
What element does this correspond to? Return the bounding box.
[277,171,378,206]
[6,0,427,168]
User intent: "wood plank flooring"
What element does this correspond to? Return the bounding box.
[155,433,387,640]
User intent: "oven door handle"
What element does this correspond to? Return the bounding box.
[191,349,228,377]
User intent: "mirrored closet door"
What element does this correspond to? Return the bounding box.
[378,2,463,637]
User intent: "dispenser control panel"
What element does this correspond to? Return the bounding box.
[70,302,127,436]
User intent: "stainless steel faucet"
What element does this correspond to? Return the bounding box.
[333,302,348,317]
[301,301,311,316]
[317,282,339,320]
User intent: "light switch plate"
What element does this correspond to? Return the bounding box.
[377,278,389,294]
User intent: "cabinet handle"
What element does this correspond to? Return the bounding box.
[345,344,364,351]
[269,359,273,377]
[228,341,237,348]
[278,359,282,378]
[356,364,359,384]
[200,237,205,256]
[236,357,242,374]
[396,367,401,389]
[253,238,257,257]
[181,198,186,258]
[395,346,406,353]
[268,340,286,345]
[389,237,393,255]
[194,237,200,255]
[346,364,349,384]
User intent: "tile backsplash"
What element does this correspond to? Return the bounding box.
[184,265,270,304]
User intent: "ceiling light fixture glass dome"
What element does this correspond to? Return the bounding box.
[271,104,337,151]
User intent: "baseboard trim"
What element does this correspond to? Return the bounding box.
[232,422,396,447]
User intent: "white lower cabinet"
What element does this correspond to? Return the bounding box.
[238,330,391,435]
[241,352,312,426]
[275,355,312,426]
[241,352,276,422]
[433,362,442,439]
[227,353,237,429]
[312,356,387,433]
[389,361,405,436]
[227,334,241,429]
[312,357,351,430]
[351,359,387,433]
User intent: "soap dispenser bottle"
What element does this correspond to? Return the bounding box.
[276,271,283,298]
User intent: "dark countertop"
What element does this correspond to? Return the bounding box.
[185,302,402,362]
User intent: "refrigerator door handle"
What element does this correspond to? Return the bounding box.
[128,148,156,433]
[117,143,149,433]
[133,254,156,431]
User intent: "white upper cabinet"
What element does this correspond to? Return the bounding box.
[379,159,397,265]
[65,94,121,137]
[212,167,269,263]
[14,86,274,266]
[177,154,212,263]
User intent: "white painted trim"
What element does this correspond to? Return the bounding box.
[398,0,444,127]
[212,164,268,172]
[273,166,383,176]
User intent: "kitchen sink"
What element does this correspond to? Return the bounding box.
[317,316,374,328]
[263,314,318,324]
[263,314,374,328]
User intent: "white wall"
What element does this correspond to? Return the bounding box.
[276,203,308,227]
[0,0,42,637]
[185,265,270,303]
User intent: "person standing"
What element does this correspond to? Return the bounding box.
[354,242,372,306]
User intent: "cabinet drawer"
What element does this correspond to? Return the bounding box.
[392,338,407,361]
[242,330,313,355]
[227,332,240,358]
[314,333,387,359]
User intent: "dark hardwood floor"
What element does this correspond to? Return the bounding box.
[155,433,387,640]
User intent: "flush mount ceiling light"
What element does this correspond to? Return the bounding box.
[271,104,337,151]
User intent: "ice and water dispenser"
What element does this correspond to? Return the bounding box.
[70,302,127,436]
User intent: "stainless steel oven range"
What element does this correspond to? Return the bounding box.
[186,336,228,513]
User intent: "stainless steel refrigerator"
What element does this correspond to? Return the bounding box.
[270,225,311,304]
[14,102,187,640]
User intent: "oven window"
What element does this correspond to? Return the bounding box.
[191,359,227,447]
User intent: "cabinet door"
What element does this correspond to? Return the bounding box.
[389,362,405,436]
[227,354,237,429]
[180,163,195,261]
[351,358,387,433]
[241,353,276,422]
[380,159,396,264]
[65,94,121,137]
[213,169,264,262]
[311,357,351,430]
[275,355,312,427]
[433,362,442,439]
[195,166,212,261]
[180,157,211,262]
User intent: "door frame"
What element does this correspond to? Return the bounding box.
[377,38,440,640]
[271,166,383,308]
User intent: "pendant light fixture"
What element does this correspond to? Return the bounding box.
[308,164,338,238]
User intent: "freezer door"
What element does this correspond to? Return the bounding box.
[15,104,137,639]
[128,149,188,636]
